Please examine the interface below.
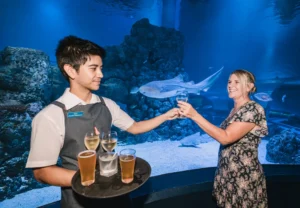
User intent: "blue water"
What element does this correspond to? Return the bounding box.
[1,0,300,206]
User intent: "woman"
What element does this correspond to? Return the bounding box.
[178,69,268,207]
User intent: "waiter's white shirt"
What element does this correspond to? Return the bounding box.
[26,88,134,168]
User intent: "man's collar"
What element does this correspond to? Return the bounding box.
[60,88,100,110]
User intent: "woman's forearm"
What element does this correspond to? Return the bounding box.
[191,113,229,145]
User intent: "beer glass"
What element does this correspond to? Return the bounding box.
[84,130,100,151]
[77,150,96,186]
[176,91,189,118]
[101,131,118,153]
[119,148,136,184]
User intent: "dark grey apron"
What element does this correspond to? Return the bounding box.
[53,97,115,208]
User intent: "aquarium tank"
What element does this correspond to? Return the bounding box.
[0,0,300,207]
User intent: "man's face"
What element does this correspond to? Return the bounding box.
[74,55,103,91]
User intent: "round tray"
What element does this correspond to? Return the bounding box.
[71,157,151,199]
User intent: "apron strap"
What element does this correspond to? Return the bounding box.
[52,100,66,110]
[99,96,106,106]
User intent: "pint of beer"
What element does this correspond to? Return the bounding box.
[119,149,136,184]
[77,150,96,186]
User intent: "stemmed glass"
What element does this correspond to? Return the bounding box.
[99,131,119,177]
[100,131,118,153]
[176,91,189,118]
[84,130,100,151]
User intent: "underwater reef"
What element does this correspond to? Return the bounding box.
[0,46,54,200]
[266,128,300,164]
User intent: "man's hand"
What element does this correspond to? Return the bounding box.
[164,108,180,120]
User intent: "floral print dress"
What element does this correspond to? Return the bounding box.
[212,101,268,208]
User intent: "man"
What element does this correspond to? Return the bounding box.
[26,35,179,207]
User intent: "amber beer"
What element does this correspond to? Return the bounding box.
[119,149,136,184]
[77,150,96,186]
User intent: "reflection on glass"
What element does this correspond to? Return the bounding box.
[101,131,118,152]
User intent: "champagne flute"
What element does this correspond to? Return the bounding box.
[101,131,118,153]
[176,91,189,118]
[84,130,100,151]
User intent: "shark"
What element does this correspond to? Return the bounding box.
[179,132,214,148]
[130,66,224,99]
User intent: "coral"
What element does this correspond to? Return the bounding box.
[266,128,300,164]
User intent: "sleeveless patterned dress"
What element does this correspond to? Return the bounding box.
[212,101,268,208]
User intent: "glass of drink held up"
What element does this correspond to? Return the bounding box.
[176,91,189,118]
[119,148,136,184]
[77,150,96,186]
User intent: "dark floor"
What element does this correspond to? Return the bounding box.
[41,164,300,208]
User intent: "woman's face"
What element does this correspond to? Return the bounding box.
[227,74,244,99]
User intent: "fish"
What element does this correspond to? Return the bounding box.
[101,83,119,88]
[282,94,286,103]
[269,110,295,118]
[129,104,137,109]
[256,76,300,86]
[188,92,219,108]
[179,132,214,148]
[179,132,202,148]
[130,66,224,99]
[188,95,212,110]
[0,100,28,112]
[130,87,139,94]
[188,95,203,107]
[253,92,273,102]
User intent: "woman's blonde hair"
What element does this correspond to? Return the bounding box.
[230,69,256,97]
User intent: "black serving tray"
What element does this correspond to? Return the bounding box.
[71,157,151,199]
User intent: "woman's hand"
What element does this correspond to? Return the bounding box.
[177,101,199,119]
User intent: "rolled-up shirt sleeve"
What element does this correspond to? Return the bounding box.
[103,98,135,130]
[26,111,63,168]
